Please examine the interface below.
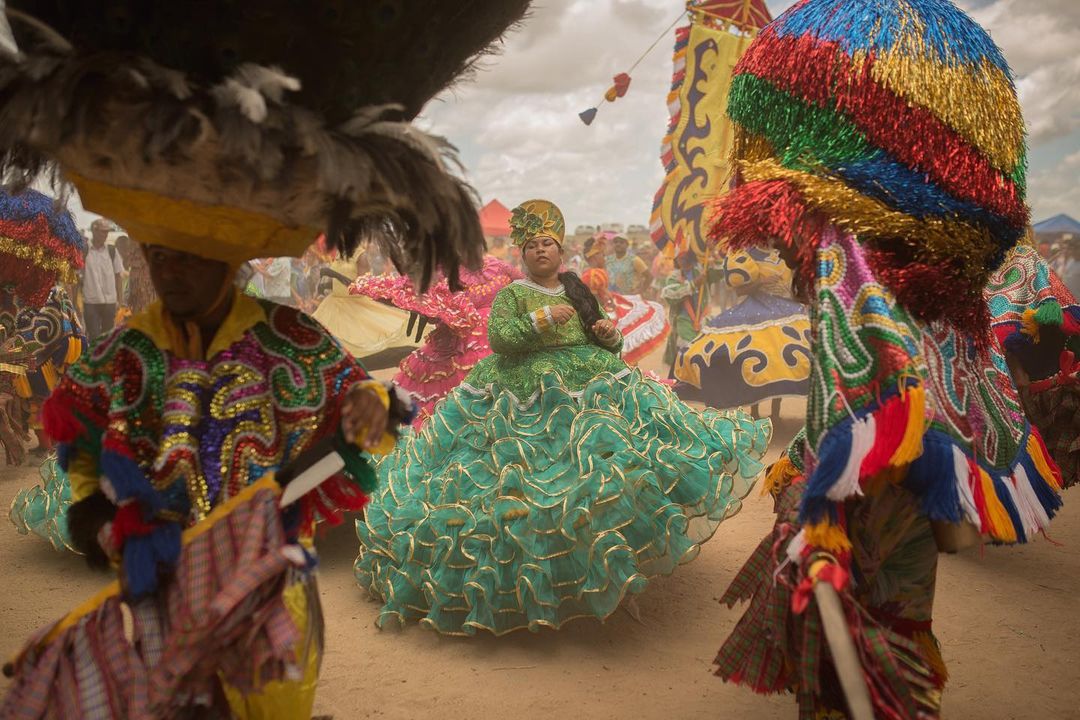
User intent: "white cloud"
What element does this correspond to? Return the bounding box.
[962,0,1080,145]
[423,0,1080,230]
[1029,149,1080,220]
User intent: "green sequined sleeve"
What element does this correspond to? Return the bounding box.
[487,286,540,354]
[600,304,624,354]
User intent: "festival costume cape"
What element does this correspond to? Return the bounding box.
[674,247,811,408]
[708,1,1060,717]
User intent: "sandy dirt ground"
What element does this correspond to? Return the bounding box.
[1,351,1079,718]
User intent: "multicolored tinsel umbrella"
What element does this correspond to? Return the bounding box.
[649,0,772,332]
[0,188,85,308]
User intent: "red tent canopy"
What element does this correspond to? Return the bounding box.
[479,199,511,238]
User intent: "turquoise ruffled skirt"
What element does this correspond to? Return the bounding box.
[9,456,76,552]
[355,369,771,635]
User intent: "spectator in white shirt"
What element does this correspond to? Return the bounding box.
[81,218,125,338]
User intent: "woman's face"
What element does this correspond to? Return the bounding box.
[586,252,605,269]
[521,236,563,277]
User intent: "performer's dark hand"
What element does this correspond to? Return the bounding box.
[592,319,618,345]
[342,385,389,450]
[550,304,576,325]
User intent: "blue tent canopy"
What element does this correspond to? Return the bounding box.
[1033,214,1080,235]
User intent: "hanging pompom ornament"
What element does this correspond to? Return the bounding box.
[604,72,632,101]
[581,73,634,125]
[578,12,684,126]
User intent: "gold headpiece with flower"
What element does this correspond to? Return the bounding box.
[509,199,565,248]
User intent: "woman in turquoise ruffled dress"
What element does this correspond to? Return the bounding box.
[355,199,771,635]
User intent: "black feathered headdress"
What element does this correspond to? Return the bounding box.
[0,0,531,288]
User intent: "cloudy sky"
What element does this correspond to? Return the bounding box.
[418,0,1080,231]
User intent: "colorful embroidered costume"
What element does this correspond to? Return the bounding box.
[355,200,770,635]
[661,254,716,365]
[0,188,86,465]
[0,1,529,715]
[708,1,1062,717]
[3,291,384,718]
[986,244,1080,490]
[673,247,811,409]
[4,285,84,547]
[351,255,522,428]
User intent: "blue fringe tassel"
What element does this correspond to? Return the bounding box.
[904,431,963,523]
[799,416,853,525]
[56,442,75,472]
[100,450,163,513]
[122,523,182,598]
[1019,452,1064,520]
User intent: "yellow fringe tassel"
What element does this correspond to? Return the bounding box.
[889,382,926,467]
[762,454,800,497]
[1027,433,1063,491]
[913,630,949,684]
[804,520,853,554]
[978,468,1017,543]
[64,337,83,366]
[39,360,58,392]
[1020,308,1039,342]
[12,372,30,399]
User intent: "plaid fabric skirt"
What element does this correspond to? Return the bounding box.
[1019,385,1080,490]
[1,479,318,720]
[715,469,944,719]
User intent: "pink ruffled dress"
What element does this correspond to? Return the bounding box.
[350,256,522,428]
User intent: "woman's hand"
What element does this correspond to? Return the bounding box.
[592,319,619,346]
[550,304,577,325]
[341,384,389,449]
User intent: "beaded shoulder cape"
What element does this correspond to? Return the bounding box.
[45,298,372,525]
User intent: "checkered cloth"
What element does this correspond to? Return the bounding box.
[1020,385,1080,489]
[715,473,944,719]
[2,483,307,719]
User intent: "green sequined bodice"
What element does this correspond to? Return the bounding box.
[464,280,627,401]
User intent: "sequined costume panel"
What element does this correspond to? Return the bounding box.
[985,245,1080,488]
[464,279,627,401]
[51,299,370,525]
